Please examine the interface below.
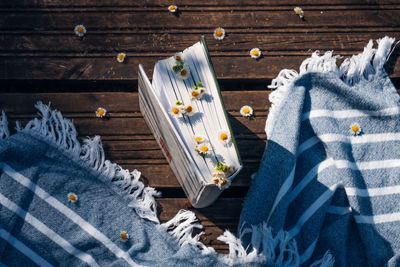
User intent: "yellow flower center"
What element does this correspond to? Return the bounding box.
[220,133,228,141]
[195,136,203,142]
[352,125,359,132]
[176,55,182,61]
[252,50,259,56]
[118,54,125,61]
[69,194,76,201]
[295,9,302,14]
[243,108,250,114]
[201,146,209,152]
[216,29,223,37]
[77,27,84,34]
[192,91,199,97]
[172,107,180,114]
[180,69,187,76]
[97,109,105,116]
[169,5,176,11]
[220,180,227,186]
[120,232,128,240]
[186,105,193,113]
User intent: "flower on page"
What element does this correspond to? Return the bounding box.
[240,105,253,117]
[216,161,234,176]
[218,130,231,145]
[294,7,304,18]
[74,25,87,37]
[174,52,183,63]
[184,104,196,116]
[67,193,78,203]
[171,101,185,117]
[213,27,225,40]
[168,5,178,13]
[349,123,361,135]
[116,53,126,63]
[95,107,107,118]
[195,142,211,157]
[194,135,206,144]
[120,231,129,242]
[191,82,206,100]
[250,48,261,59]
[212,171,231,190]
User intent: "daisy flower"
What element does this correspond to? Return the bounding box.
[95,107,107,118]
[350,123,361,135]
[174,64,190,80]
[218,130,231,145]
[240,105,253,117]
[171,101,185,118]
[250,48,261,59]
[67,193,78,203]
[184,104,196,116]
[294,7,304,18]
[195,142,211,157]
[174,52,183,63]
[194,135,206,144]
[213,27,225,40]
[74,25,87,37]
[212,172,231,190]
[168,5,178,13]
[116,53,126,63]
[191,82,206,100]
[120,231,129,242]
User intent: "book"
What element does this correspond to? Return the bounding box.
[138,37,242,208]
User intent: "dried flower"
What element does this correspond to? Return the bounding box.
[240,105,253,117]
[116,53,126,63]
[74,25,87,37]
[350,123,362,135]
[67,193,78,203]
[213,27,225,40]
[250,48,261,59]
[95,107,107,118]
[294,7,304,18]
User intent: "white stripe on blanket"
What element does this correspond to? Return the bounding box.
[302,106,400,121]
[297,133,400,156]
[355,213,400,224]
[0,193,100,267]
[0,227,54,267]
[0,163,143,267]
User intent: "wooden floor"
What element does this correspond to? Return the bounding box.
[1,0,400,254]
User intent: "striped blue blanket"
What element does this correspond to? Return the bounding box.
[239,37,400,266]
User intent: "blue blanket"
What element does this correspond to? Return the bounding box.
[239,36,400,266]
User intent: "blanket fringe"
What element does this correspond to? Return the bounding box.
[15,102,161,223]
[0,111,9,140]
[266,36,395,137]
[309,251,335,267]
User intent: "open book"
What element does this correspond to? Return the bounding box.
[138,37,242,208]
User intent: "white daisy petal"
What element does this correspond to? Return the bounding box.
[349,123,362,135]
[194,135,206,144]
[74,25,87,37]
[168,5,178,13]
[218,130,231,145]
[95,107,107,118]
[174,52,183,63]
[213,27,225,40]
[195,142,211,156]
[240,105,253,117]
[116,53,126,63]
[294,7,304,18]
[250,48,261,59]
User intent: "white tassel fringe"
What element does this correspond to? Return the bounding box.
[266,36,395,137]
[17,102,161,223]
[0,111,10,140]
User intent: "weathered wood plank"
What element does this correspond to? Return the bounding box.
[3,33,400,54]
[2,55,400,81]
[0,91,270,113]
[1,10,400,30]
[0,0,398,8]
